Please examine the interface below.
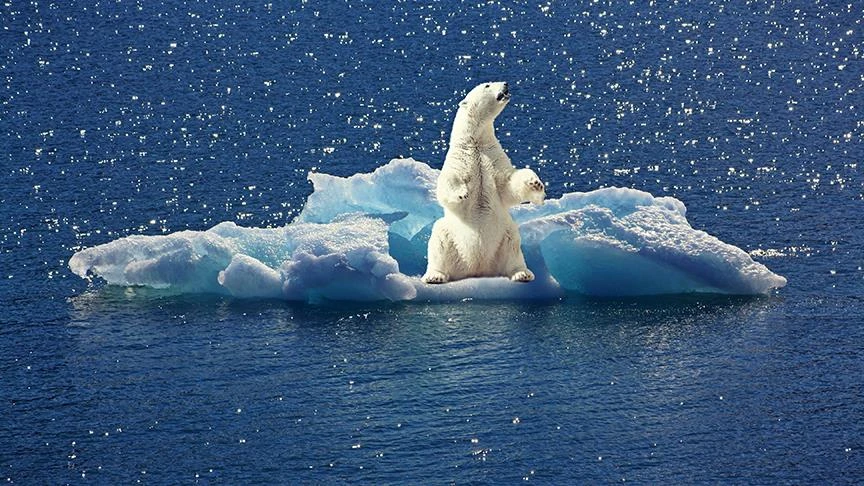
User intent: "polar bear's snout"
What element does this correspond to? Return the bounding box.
[496,82,510,102]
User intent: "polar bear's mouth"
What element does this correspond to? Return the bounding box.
[496,84,510,102]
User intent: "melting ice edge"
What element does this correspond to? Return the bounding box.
[69,158,786,302]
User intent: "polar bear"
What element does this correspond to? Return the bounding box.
[422,81,545,284]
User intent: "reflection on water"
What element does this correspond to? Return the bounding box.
[4,285,848,483]
[60,289,788,480]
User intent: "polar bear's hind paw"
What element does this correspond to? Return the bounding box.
[422,271,449,284]
[510,270,535,282]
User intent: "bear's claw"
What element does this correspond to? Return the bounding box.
[510,270,535,282]
[422,271,449,284]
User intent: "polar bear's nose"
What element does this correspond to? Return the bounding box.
[497,83,510,101]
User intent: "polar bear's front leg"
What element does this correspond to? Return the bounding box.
[436,172,471,207]
[506,168,545,206]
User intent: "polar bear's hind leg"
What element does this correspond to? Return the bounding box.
[423,220,456,284]
[493,228,534,283]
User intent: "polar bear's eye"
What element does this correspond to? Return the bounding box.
[484,84,490,88]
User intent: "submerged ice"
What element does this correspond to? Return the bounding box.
[69,158,786,301]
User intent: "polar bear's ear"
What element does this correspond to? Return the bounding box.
[459,97,468,107]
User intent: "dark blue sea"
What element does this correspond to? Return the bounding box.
[2,0,862,483]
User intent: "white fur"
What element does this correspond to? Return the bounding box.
[422,82,545,284]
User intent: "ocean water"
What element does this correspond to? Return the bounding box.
[2,0,862,483]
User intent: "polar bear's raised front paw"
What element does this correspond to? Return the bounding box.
[524,176,545,205]
[422,271,449,284]
[510,270,535,282]
[526,178,544,193]
[511,168,545,205]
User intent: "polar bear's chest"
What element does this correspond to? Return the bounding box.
[470,153,506,206]
[472,161,495,204]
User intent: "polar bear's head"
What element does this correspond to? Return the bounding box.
[458,81,510,123]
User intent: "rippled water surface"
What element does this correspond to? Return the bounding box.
[2,0,862,483]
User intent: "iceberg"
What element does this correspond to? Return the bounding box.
[69,218,417,303]
[69,158,786,302]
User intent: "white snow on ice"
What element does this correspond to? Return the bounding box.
[69,158,787,302]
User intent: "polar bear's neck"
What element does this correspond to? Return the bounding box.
[450,109,498,148]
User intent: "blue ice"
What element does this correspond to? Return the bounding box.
[69,158,787,302]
